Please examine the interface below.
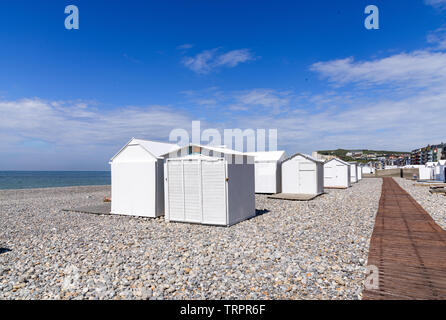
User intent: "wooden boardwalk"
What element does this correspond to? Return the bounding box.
[363,177,446,300]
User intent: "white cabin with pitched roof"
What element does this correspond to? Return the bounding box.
[281,153,324,195]
[109,138,179,217]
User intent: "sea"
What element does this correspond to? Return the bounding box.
[0,171,111,190]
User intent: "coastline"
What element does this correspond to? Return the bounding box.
[0,171,111,191]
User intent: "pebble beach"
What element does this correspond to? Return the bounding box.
[0,179,382,300]
[395,177,446,230]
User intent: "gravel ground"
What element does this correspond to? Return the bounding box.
[395,177,446,230]
[0,179,382,300]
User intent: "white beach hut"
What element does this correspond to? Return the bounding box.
[324,158,351,189]
[281,153,324,195]
[109,138,180,217]
[349,162,358,183]
[164,145,255,226]
[245,151,286,194]
[419,165,435,180]
[362,166,375,175]
[357,166,363,180]
[435,160,446,182]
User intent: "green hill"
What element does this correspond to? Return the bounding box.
[317,149,410,163]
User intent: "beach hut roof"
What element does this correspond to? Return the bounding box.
[161,143,252,158]
[325,158,350,166]
[110,138,180,161]
[283,152,324,164]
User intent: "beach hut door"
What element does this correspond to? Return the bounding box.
[167,161,185,221]
[299,162,316,193]
[325,164,334,184]
[201,160,227,225]
[183,161,202,223]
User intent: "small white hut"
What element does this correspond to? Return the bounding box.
[163,144,255,226]
[362,166,375,174]
[357,166,363,180]
[245,151,286,194]
[324,158,351,189]
[281,153,324,195]
[435,160,446,182]
[109,138,180,217]
[349,162,358,183]
[419,165,435,180]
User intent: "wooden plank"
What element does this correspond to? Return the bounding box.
[363,177,446,300]
[63,203,112,215]
[267,193,322,201]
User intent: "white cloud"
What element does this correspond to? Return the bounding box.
[4,43,446,168]
[196,98,218,106]
[0,98,192,169]
[234,89,290,112]
[182,87,291,113]
[2,83,445,168]
[228,89,446,154]
[182,48,255,74]
[425,0,446,8]
[214,49,254,67]
[427,27,446,49]
[174,82,446,154]
[311,51,446,89]
[253,49,446,153]
[189,49,446,153]
[182,49,218,74]
[179,87,225,107]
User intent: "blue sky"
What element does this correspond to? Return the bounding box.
[1,0,446,170]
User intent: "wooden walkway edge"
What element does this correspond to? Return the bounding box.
[363,177,446,300]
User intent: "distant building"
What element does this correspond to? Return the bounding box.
[345,151,363,158]
[431,144,445,162]
[411,143,446,165]
[314,149,412,168]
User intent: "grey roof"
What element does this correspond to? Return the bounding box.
[324,158,350,166]
[282,152,324,164]
[110,138,180,161]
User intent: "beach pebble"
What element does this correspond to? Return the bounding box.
[0,180,383,299]
[394,178,446,230]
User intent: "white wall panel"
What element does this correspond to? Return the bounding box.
[167,161,185,221]
[183,161,202,223]
[202,160,227,225]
